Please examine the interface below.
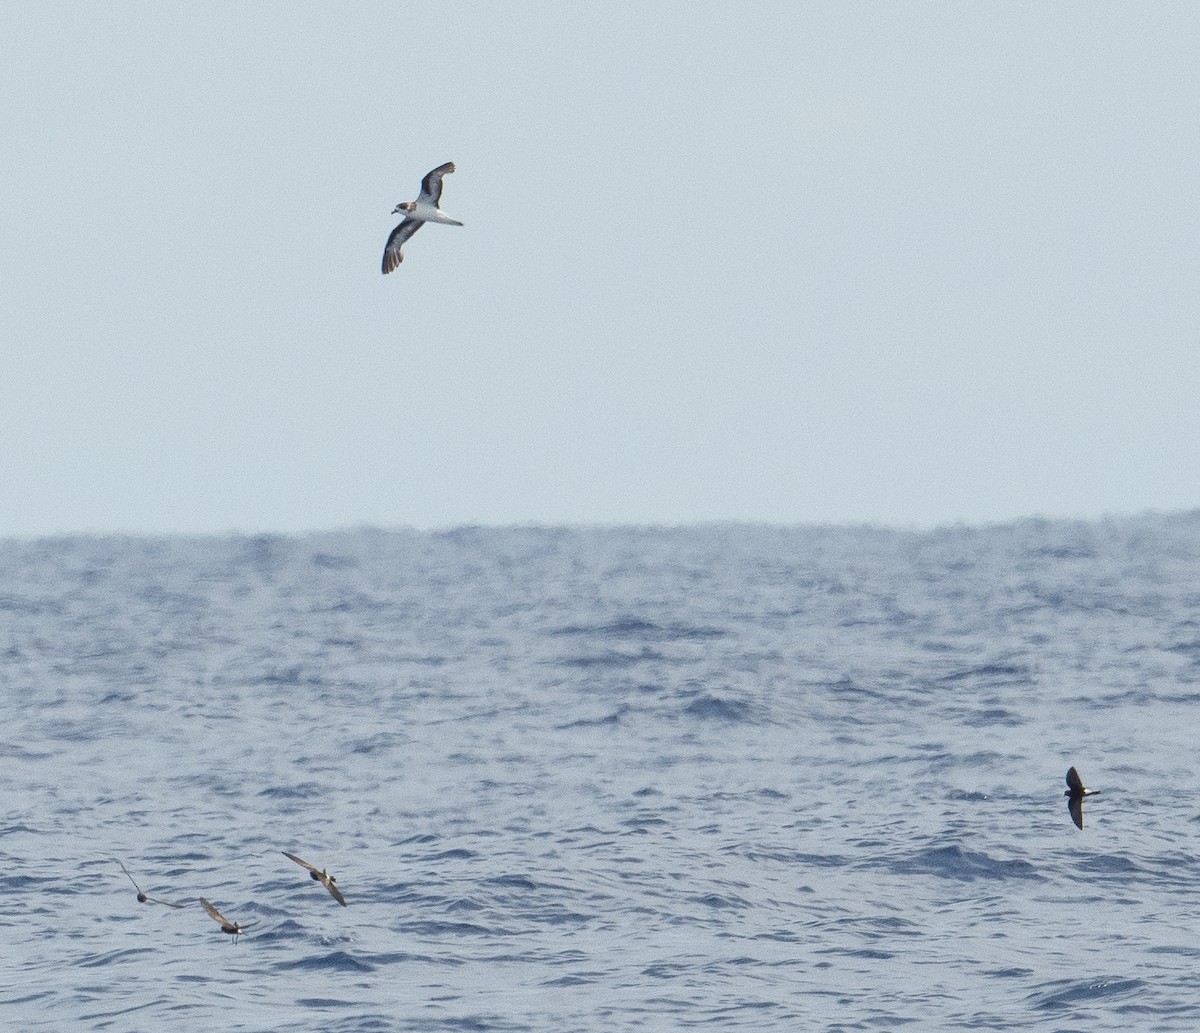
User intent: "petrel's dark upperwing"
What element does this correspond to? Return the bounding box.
[283,851,318,874]
[200,897,231,927]
[382,217,423,274]
[1068,794,1085,830]
[420,161,456,205]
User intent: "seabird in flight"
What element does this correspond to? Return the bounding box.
[382,161,462,273]
[282,851,347,906]
[1065,766,1100,830]
[118,860,188,908]
[200,897,248,942]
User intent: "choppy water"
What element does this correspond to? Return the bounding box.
[4,516,1200,1032]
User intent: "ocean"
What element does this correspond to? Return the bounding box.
[3,515,1200,1031]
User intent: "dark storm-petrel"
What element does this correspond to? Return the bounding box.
[200,897,248,942]
[118,860,187,908]
[282,851,347,906]
[1065,766,1100,830]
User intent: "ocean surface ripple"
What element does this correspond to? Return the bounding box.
[3,515,1200,1031]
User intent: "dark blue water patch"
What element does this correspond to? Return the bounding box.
[402,920,494,937]
[422,1015,531,1033]
[486,874,539,891]
[621,815,670,832]
[444,896,486,913]
[349,732,405,755]
[681,693,754,722]
[889,844,1040,882]
[258,782,323,799]
[295,997,357,1008]
[642,961,695,979]
[743,849,850,868]
[1075,853,1144,876]
[1030,976,1144,1010]
[1165,637,1200,658]
[249,665,324,687]
[324,1017,412,1033]
[0,593,54,615]
[275,950,375,973]
[549,617,728,641]
[393,832,438,847]
[310,551,357,570]
[540,973,596,987]
[940,663,1031,685]
[821,946,895,960]
[822,677,890,703]
[960,706,1023,727]
[688,892,753,911]
[555,647,665,669]
[2,992,54,1007]
[986,967,1033,978]
[262,917,308,936]
[423,848,477,862]
[555,705,629,730]
[1148,944,1200,958]
[76,947,157,968]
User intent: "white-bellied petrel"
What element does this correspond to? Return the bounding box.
[282,851,347,906]
[118,860,188,908]
[199,897,248,942]
[382,161,462,273]
[1065,766,1099,830]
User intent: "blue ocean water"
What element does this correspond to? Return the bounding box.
[3,516,1200,1032]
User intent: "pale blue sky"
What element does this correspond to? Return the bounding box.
[3,3,1197,535]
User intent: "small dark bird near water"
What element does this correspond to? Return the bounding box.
[200,897,248,942]
[1065,766,1100,830]
[118,860,187,908]
[283,851,347,906]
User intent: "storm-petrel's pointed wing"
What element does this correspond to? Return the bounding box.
[119,860,188,908]
[1067,793,1085,830]
[283,851,347,906]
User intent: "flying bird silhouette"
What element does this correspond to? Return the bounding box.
[200,897,249,942]
[382,161,462,273]
[118,860,188,908]
[1065,766,1100,830]
[283,851,347,906]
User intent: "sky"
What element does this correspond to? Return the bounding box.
[3,3,1198,536]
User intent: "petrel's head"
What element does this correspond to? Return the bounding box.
[392,201,415,215]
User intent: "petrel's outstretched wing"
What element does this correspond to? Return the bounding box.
[420,162,456,205]
[200,897,231,927]
[283,851,318,875]
[119,860,188,908]
[1066,767,1085,794]
[324,879,347,907]
[1068,793,1084,830]
[283,850,347,906]
[382,218,423,274]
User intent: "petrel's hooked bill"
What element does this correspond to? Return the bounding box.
[199,897,249,942]
[282,851,347,906]
[1065,766,1100,830]
[382,161,462,273]
[118,860,188,908]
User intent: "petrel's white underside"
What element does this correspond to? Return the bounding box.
[382,161,463,274]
